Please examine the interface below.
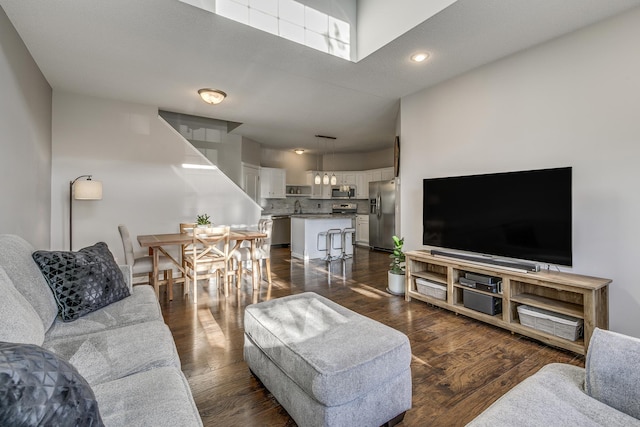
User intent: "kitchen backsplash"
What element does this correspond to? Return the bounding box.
[261,198,369,215]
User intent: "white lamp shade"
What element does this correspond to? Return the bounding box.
[314,173,321,185]
[74,180,103,200]
[322,173,329,185]
[330,174,337,185]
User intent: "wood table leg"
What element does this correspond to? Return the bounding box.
[251,240,259,290]
[152,247,160,298]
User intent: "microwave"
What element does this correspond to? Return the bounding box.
[331,186,356,199]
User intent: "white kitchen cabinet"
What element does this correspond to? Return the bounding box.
[355,214,369,246]
[381,167,395,180]
[260,167,286,199]
[366,169,382,184]
[355,172,367,199]
[341,172,356,186]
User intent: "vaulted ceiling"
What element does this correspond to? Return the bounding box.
[2,0,639,153]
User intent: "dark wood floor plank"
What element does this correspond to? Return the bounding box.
[158,247,584,426]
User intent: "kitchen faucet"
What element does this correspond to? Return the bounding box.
[294,200,302,214]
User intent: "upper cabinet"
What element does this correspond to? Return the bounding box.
[260,167,286,199]
[380,167,395,180]
[355,172,367,199]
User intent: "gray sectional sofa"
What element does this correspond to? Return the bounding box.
[0,234,202,426]
[468,328,640,426]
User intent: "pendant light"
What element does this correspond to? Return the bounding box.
[314,134,336,186]
[330,138,337,185]
[322,137,329,185]
[314,136,321,184]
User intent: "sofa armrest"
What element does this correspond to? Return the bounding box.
[119,265,133,293]
[585,328,640,420]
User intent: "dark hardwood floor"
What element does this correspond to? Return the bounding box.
[158,247,583,427]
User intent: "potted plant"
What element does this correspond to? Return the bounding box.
[196,213,211,228]
[388,235,405,295]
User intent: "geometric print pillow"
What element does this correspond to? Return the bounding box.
[0,342,104,427]
[32,242,130,322]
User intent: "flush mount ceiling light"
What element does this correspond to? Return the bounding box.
[410,52,430,63]
[198,88,227,105]
[294,149,305,155]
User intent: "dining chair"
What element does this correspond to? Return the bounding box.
[233,218,273,287]
[183,225,232,303]
[117,224,176,300]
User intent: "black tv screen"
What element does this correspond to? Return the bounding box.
[423,167,572,266]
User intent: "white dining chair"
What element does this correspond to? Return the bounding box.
[233,218,273,287]
[118,224,177,300]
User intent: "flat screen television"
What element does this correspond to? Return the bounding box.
[423,167,572,266]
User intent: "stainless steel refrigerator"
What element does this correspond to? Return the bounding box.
[369,179,396,251]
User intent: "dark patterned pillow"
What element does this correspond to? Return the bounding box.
[0,342,104,427]
[32,242,130,322]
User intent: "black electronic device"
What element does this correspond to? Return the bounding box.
[463,289,502,315]
[459,277,477,288]
[459,276,501,293]
[464,272,500,285]
[423,167,572,266]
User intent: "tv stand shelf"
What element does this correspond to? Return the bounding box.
[405,250,611,354]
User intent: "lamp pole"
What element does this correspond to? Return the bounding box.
[69,175,93,251]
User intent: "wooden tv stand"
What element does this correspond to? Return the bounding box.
[404,250,611,355]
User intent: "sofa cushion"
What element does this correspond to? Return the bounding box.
[0,342,104,427]
[32,242,130,322]
[0,234,58,331]
[585,328,640,420]
[43,321,181,386]
[467,363,640,427]
[44,285,162,341]
[92,367,203,427]
[0,266,45,345]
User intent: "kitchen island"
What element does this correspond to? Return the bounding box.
[291,215,354,260]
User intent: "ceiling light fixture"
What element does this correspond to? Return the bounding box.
[314,134,336,186]
[294,149,305,155]
[410,52,429,63]
[198,88,227,105]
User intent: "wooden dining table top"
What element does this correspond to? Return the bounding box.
[137,229,266,247]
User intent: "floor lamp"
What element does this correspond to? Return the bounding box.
[70,175,102,250]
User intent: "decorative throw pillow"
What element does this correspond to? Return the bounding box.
[32,242,130,322]
[0,342,104,427]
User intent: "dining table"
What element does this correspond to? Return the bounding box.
[137,228,267,302]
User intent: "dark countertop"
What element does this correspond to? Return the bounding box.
[291,214,355,219]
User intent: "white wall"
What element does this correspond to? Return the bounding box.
[261,147,319,185]
[400,8,640,337]
[51,91,262,262]
[0,6,52,248]
[356,0,456,60]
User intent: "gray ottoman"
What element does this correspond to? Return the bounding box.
[244,292,412,427]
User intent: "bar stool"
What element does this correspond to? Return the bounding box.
[341,227,356,260]
[317,228,342,262]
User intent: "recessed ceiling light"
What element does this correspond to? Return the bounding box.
[410,52,429,63]
[198,88,227,105]
[294,149,305,155]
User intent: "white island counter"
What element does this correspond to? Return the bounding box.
[291,215,354,260]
